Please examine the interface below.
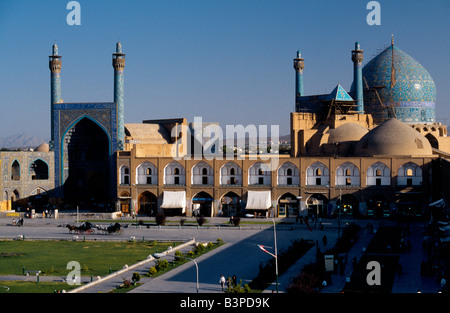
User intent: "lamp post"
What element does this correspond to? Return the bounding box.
[273,218,279,293]
[132,183,138,227]
[257,218,279,293]
[153,253,199,293]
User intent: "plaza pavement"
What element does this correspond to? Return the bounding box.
[0,215,443,293]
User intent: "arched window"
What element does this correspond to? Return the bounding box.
[336,162,360,186]
[367,162,390,186]
[192,162,213,185]
[11,160,20,181]
[120,165,130,185]
[249,162,271,186]
[136,162,157,185]
[220,162,242,186]
[164,161,185,185]
[306,162,329,186]
[30,159,49,180]
[278,162,299,186]
[398,162,422,186]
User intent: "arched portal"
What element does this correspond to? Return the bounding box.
[336,194,359,217]
[138,191,158,216]
[220,192,241,217]
[367,194,390,218]
[192,191,213,217]
[62,117,111,205]
[278,193,299,217]
[306,193,329,218]
[425,133,439,149]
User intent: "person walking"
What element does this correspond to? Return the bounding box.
[219,275,226,291]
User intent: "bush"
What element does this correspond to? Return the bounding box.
[230,216,241,226]
[207,242,213,249]
[193,243,205,254]
[121,279,132,289]
[155,213,166,226]
[148,266,157,276]
[174,250,184,261]
[156,259,169,271]
[132,272,141,282]
[196,215,207,226]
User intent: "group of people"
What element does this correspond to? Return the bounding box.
[219,274,238,291]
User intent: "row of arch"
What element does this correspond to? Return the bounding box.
[118,189,401,218]
[8,159,49,181]
[120,160,423,187]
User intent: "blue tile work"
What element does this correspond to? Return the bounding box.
[327,84,354,101]
[114,68,125,149]
[362,45,436,123]
[50,73,61,141]
[53,102,118,198]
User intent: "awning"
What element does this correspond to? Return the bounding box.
[246,191,271,210]
[160,191,186,212]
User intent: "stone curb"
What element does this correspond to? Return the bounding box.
[67,238,196,293]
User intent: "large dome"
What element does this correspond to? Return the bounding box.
[354,118,433,156]
[361,43,436,124]
[327,123,368,144]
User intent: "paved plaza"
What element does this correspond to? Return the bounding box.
[0,215,443,294]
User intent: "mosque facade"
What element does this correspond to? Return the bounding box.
[1,39,448,220]
[115,39,450,219]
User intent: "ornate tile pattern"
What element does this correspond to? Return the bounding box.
[53,102,118,198]
[362,45,436,123]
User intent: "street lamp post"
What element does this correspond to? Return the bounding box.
[257,219,279,293]
[273,218,279,293]
[153,253,199,293]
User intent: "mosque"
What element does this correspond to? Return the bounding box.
[1,37,449,220]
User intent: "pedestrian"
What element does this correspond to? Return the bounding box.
[219,275,225,291]
[226,276,232,290]
[232,275,237,287]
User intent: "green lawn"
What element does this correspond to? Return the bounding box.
[0,281,79,293]
[0,240,180,277]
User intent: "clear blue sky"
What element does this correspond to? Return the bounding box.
[0,0,448,141]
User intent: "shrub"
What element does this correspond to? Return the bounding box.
[217,238,224,244]
[132,272,141,282]
[194,243,205,254]
[155,213,166,226]
[187,250,194,258]
[156,259,169,271]
[174,250,184,261]
[207,242,213,249]
[148,267,157,276]
[196,215,207,226]
[230,216,241,226]
[121,279,132,289]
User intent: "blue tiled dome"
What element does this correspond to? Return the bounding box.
[362,44,436,124]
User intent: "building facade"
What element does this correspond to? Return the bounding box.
[0,144,54,212]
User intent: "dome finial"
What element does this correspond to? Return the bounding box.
[391,34,394,46]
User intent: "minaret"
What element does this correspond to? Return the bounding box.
[113,42,125,149]
[293,50,304,112]
[49,44,62,142]
[351,42,364,113]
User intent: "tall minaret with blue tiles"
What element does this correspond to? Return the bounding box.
[351,42,364,113]
[293,50,304,112]
[113,42,125,150]
[49,44,62,143]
